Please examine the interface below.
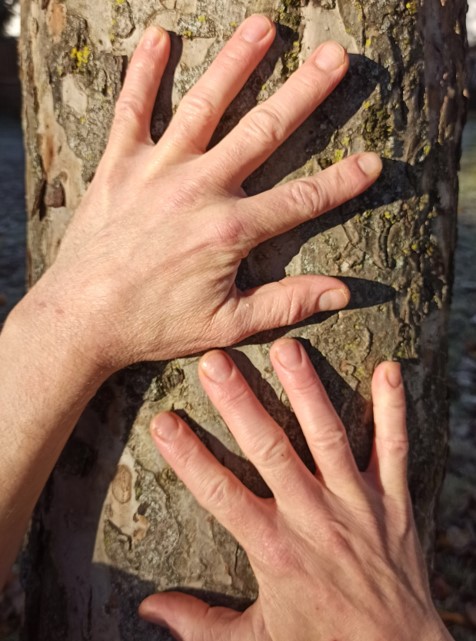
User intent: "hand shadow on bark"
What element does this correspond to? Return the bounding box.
[238,157,421,289]
[22,361,169,641]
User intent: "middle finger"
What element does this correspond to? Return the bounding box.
[206,40,348,189]
[270,339,363,497]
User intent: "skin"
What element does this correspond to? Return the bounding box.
[140,341,452,641]
[0,14,451,641]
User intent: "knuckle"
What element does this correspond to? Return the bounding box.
[202,473,235,510]
[220,382,251,414]
[241,106,285,148]
[219,46,246,70]
[212,212,250,251]
[385,437,409,459]
[310,424,349,453]
[172,439,200,471]
[286,179,324,219]
[256,526,297,574]
[322,522,353,557]
[114,95,145,125]
[179,91,217,128]
[276,282,307,326]
[252,430,290,469]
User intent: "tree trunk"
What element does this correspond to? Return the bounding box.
[19,0,467,639]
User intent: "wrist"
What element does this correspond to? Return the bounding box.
[4,272,112,391]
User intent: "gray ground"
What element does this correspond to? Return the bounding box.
[433,115,476,640]
[0,115,474,639]
[0,115,25,325]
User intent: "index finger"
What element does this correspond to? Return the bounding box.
[108,27,171,152]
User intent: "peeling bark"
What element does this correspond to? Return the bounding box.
[19,0,467,639]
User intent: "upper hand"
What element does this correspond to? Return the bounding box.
[25,16,382,370]
[140,339,450,641]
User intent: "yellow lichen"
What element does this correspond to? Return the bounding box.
[333,149,345,163]
[70,45,91,71]
[197,14,206,23]
[405,1,417,14]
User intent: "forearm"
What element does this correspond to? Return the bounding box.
[0,280,107,588]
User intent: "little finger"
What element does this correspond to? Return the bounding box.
[222,275,349,342]
[366,362,409,502]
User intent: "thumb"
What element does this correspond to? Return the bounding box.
[139,592,243,641]
[231,275,350,339]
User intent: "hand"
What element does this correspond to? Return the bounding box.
[140,339,451,641]
[21,16,382,371]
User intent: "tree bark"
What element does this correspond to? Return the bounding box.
[19,0,467,639]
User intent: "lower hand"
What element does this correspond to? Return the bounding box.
[19,16,382,371]
[140,339,450,641]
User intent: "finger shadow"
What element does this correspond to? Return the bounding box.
[149,25,295,144]
[150,32,183,142]
[209,24,302,147]
[243,53,390,195]
[87,565,255,641]
[238,157,421,289]
[174,408,272,498]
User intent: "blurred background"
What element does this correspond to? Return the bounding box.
[0,1,475,640]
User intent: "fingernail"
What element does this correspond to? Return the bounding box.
[240,15,273,43]
[314,41,346,71]
[274,339,303,371]
[385,363,402,388]
[357,152,383,176]
[152,413,179,442]
[200,351,233,383]
[318,288,350,311]
[143,26,164,50]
